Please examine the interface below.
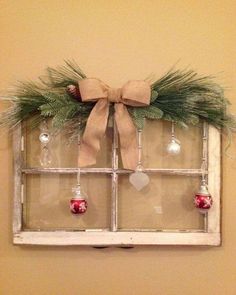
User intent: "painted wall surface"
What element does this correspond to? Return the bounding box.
[0,1,236,294]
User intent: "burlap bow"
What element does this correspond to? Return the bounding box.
[78,78,151,170]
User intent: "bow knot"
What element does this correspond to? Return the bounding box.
[78,78,151,169]
[107,88,122,103]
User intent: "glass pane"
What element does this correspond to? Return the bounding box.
[118,174,204,230]
[118,120,202,169]
[23,174,111,230]
[143,121,202,169]
[24,119,112,168]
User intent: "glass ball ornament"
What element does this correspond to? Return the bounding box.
[70,185,88,215]
[39,132,50,144]
[167,139,181,155]
[194,183,213,214]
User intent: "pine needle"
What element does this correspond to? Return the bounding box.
[0,62,235,141]
[129,68,235,131]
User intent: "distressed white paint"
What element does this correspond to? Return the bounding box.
[13,124,22,234]
[13,231,221,246]
[22,167,206,175]
[207,126,221,235]
[13,123,221,246]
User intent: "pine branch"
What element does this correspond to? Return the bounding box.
[150,69,233,130]
[39,60,86,88]
[128,107,145,129]
[39,92,93,129]
[1,62,235,140]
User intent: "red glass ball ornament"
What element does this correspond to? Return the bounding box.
[194,183,213,214]
[70,185,88,214]
[70,198,88,214]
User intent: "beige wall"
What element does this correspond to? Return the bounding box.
[1,1,236,294]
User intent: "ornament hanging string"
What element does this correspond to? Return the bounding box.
[129,129,150,191]
[78,78,151,170]
[77,130,81,187]
[194,122,213,213]
[201,122,208,185]
[70,121,88,215]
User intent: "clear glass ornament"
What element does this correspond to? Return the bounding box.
[167,139,181,155]
[39,132,50,144]
[129,129,150,191]
[39,121,52,167]
[129,167,150,191]
[40,146,52,167]
[72,184,87,199]
[167,122,181,155]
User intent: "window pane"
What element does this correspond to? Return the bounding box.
[144,121,202,169]
[118,120,202,169]
[24,119,112,168]
[23,174,111,230]
[118,174,204,230]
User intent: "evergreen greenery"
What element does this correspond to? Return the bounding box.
[0,61,235,139]
[128,69,235,130]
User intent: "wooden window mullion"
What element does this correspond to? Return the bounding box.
[111,120,118,232]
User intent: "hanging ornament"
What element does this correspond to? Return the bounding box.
[129,129,150,191]
[194,180,213,214]
[166,122,181,155]
[39,120,52,167]
[70,184,88,214]
[70,127,88,214]
[129,167,150,191]
[194,122,213,214]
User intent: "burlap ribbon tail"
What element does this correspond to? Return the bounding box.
[78,78,151,170]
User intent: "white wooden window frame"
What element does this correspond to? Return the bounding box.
[12,122,221,246]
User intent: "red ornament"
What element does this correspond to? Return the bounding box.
[194,183,213,214]
[70,185,88,214]
[70,198,88,214]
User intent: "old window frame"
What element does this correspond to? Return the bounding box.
[13,122,221,246]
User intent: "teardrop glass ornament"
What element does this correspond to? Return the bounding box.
[39,120,53,167]
[40,146,52,167]
[129,130,150,191]
[129,170,150,191]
